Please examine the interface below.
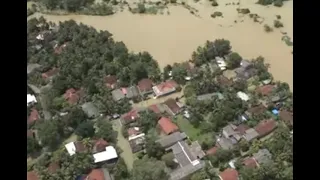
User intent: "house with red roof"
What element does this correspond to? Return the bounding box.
[137,78,154,95]
[42,68,59,80]
[148,104,166,115]
[206,146,219,155]
[254,119,277,138]
[48,162,60,173]
[28,109,39,125]
[85,168,113,180]
[256,85,275,96]
[64,88,81,104]
[152,80,179,98]
[158,117,179,135]
[163,98,183,116]
[27,171,39,180]
[120,109,140,125]
[93,139,109,153]
[279,110,293,128]
[104,75,118,89]
[242,157,258,168]
[219,168,239,180]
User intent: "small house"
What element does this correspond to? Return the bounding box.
[148,104,166,114]
[163,98,184,116]
[64,88,81,104]
[256,85,275,96]
[85,168,113,180]
[28,108,39,125]
[120,109,140,125]
[65,141,87,156]
[152,80,179,98]
[254,119,277,138]
[129,133,146,153]
[104,75,118,89]
[237,91,249,101]
[42,68,59,80]
[27,94,37,106]
[245,104,267,118]
[81,102,100,119]
[27,171,39,180]
[93,146,118,164]
[137,78,154,96]
[92,139,109,153]
[279,110,293,127]
[158,117,179,135]
[218,168,239,180]
[156,132,187,148]
[242,128,259,142]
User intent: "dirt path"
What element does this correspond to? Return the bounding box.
[112,119,134,170]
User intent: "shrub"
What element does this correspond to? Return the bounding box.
[211,0,219,6]
[170,0,177,3]
[264,24,273,32]
[211,11,223,18]
[237,8,250,14]
[274,20,284,28]
[273,0,283,7]
[257,0,273,5]
[137,3,146,13]
[276,15,281,19]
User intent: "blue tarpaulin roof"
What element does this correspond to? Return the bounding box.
[272,109,279,115]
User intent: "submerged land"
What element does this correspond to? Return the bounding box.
[28,0,293,89]
[27,0,293,180]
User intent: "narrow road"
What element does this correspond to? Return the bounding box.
[112,119,134,170]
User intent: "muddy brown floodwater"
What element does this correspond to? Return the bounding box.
[28,0,293,89]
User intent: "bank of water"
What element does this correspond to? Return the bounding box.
[28,1,293,88]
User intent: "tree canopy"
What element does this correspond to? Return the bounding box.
[131,157,168,180]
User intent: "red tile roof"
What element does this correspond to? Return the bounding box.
[63,88,80,104]
[74,141,87,153]
[86,169,105,180]
[42,68,59,79]
[28,109,39,125]
[279,110,293,126]
[154,80,178,95]
[121,109,139,124]
[128,127,140,136]
[93,139,108,153]
[164,98,181,115]
[48,162,60,173]
[104,75,117,89]
[206,146,219,155]
[27,171,39,180]
[148,104,161,114]
[243,157,258,168]
[236,124,250,135]
[27,130,34,138]
[256,85,275,96]
[254,119,277,137]
[219,168,239,180]
[137,78,153,93]
[217,75,233,86]
[158,117,179,135]
[247,104,267,115]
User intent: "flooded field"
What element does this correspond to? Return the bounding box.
[28,0,293,88]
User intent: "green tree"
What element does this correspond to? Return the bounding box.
[145,137,165,160]
[190,169,210,180]
[95,120,116,143]
[239,139,250,152]
[27,137,41,155]
[113,158,129,180]
[171,64,188,85]
[75,121,95,139]
[161,153,178,169]
[131,157,168,180]
[37,120,62,149]
[138,110,158,133]
[226,52,242,69]
[213,39,231,57]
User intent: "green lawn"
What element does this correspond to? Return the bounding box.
[176,115,212,143]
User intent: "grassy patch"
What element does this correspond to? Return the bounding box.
[176,115,212,142]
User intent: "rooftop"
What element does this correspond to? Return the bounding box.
[219,168,239,180]
[197,93,224,101]
[137,78,153,93]
[121,109,140,124]
[28,109,39,125]
[156,132,187,148]
[64,88,81,104]
[164,98,183,115]
[237,91,249,101]
[27,171,38,180]
[242,128,259,142]
[279,110,293,126]
[148,103,166,114]
[158,117,179,135]
[104,75,117,88]
[242,157,258,168]
[27,94,37,106]
[153,80,178,97]
[256,85,275,96]
[206,146,219,155]
[246,104,267,115]
[111,89,125,101]
[81,102,100,118]
[93,146,118,163]
[254,119,277,137]
[253,149,273,166]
